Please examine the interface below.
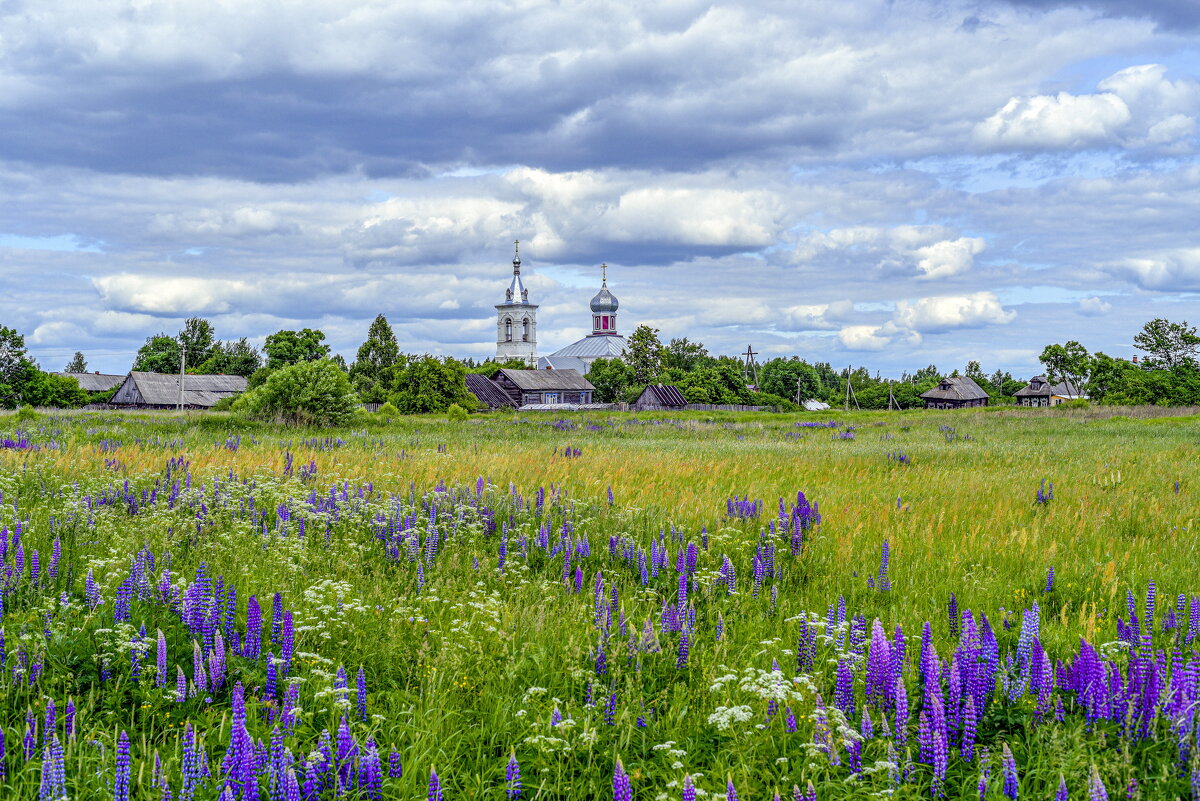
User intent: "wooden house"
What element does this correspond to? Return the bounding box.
[493,369,594,407]
[632,384,687,411]
[1014,376,1083,407]
[919,376,989,409]
[111,371,247,409]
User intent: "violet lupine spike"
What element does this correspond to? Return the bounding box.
[1089,766,1108,801]
[1001,743,1019,800]
[358,667,368,721]
[1055,775,1068,801]
[428,768,444,801]
[156,629,167,687]
[682,774,695,801]
[115,730,132,801]
[612,758,632,801]
[506,752,522,800]
[726,777,739,801]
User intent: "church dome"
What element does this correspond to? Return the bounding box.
[590,266,619,309]
[590,283,618,313]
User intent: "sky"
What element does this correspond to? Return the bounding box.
[2,0,1198,378]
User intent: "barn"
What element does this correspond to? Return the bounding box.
[111,372,247,409]
[465,373,517,410]
[632,384,687,411]
[919,376,989,409]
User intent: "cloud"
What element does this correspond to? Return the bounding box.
[914,237,987,279]
[996,0,1200,31]
[837,324,892,351]
[1108,248,1200,291]
[894,291,1017,332]
[974,63,1198,152]
[1078,296,1113,315]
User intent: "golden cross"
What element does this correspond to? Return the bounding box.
[600,263,607,285]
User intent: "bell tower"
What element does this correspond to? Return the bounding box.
[495,240,538,366]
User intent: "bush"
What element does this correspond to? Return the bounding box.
[237,359,359,426]
[447,403,469,422]
[376,401,400,418]
[13,404,38,424]
[209,395,237,412]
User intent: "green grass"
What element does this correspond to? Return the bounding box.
[0,405,1196,799]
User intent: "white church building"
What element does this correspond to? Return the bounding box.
[494,244,627,373]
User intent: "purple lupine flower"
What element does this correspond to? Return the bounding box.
[359,743,383,801]
[1089,766,1108,801]
[894,677,909,748]
[677,632,690,670]
[39,735,67,801]
[834,658,854,720]
[550,707,562,726]
[428,768,443,801]
[1056,775,1068,801]
[682,774,695,801]
[156,630,168,687]
[961,694,977,761]
[726,777,739,801]
[281,611,295,673]
[1001,743,1018,799]
[65,700,74,739]
[604,689,618,726]
[357,667,368,721]
[613,758,632,801]
[506,752,522,799]
[115,731,131,801]
[785,706,797,733]
[24,711,36,758]
[1044,566,1055,593]
[388,750,403,778]
[44,699,56,743]
[245,597,262,660]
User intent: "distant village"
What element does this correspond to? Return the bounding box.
[26,241,1166,416]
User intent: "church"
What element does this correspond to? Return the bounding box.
[494,242,627,373]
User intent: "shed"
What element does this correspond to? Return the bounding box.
[53,372,126,392]
[919,376,989,409]
[1015,376,1083,407]
[493,368,594,406]
[111,372,247,409]
[465,374,517,410]
[632,384,687,411]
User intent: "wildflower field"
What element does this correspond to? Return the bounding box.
[1,407,1198,801]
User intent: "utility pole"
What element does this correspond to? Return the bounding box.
[742,344,758,387]
[887,380,899,410]
[178,343,187,412]
[844,365,860,411]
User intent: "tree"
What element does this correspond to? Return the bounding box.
[1039,341,1093,397]
[759,358,821,402]
[236,359,358,426]
[587,358,635,403]
[263,329,330,370]
[676,362,753,405]
[133,334,182,374]
[64,352,87,373]
[0,326,39,408]
[662,337,710,373]
[912,365,940,383]
[625,325,665,386]
[1133,318,1200,369]
[195,338,262,377]
[178,318,217,368]
[350,315,402,404]
[22,371,88,408]
[390,356,477,414]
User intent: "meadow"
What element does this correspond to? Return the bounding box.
[0,405,1197,800]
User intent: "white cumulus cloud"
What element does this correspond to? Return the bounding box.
[893,291,1016,333]
[914,237,987,279]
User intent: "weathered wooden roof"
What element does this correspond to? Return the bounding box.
[919,376,989,401]
[497,368,594,391]
[637,384,687,407]
[1015,376,1081,397]
[53,372,126,392]
[465,374,516,408]
[114,371,247,407]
